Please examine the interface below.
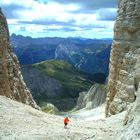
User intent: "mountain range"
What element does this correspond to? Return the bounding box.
[21,60,94,111]
[10,34,112,110]
[11,34,112,76]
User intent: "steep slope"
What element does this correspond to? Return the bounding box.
[21,60,93,111]
[0,9,38,108]
[106,0,140,115]
[0,95,126,140]
[75,84,107,110]
[21,66,63,99]
[32,60,93,98]
[116,86,140,140]
[76,46,111,75]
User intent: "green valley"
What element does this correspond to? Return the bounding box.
[22,60,94,111]
[33,60,93,96]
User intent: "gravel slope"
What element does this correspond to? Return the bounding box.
[0,96,126,140]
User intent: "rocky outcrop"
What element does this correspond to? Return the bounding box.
[106,0,140,115]
[41,103,59,114]
[75,84,107,110]
[0,9,38,108]
[21,66,63,99]
[116,86,140,140]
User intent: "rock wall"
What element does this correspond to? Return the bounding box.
[106,0,140,115]
[117,86,140,140]
[21,66,63,99]
[0,9,38,108]
[75,84,107,110]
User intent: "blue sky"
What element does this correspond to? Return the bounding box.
[1,0,118,39]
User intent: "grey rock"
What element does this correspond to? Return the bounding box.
[106,0,140,115]
[75,84,107,110]
[21,66,63,98]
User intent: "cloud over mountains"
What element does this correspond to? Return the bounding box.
[1,0,118,38]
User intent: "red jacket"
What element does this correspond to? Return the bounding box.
[64,117,69,123]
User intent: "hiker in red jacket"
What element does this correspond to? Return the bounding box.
[64,117,70,128]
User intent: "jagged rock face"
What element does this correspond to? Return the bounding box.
[75,84,107,110]
[0,9,38,108]
[21,66,63,99]
[117,86,140,140]
[106,0,140,115]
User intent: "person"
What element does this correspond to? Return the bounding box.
[64,116,70,128]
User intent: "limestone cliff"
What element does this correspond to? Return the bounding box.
[117,86,140,140]
[105,0,140,139]
[75,84,107,110]
[106,0,140,115]
[21,66,63,99]
[0,9,38,108]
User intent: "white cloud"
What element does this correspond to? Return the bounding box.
[7,19,19,25]
[2,0,116,38]
[2,0,80,21]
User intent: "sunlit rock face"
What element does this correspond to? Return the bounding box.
[0,9,38,109]
[75,84,107,110]
[106,0,140,115]
[107,1,140,138]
